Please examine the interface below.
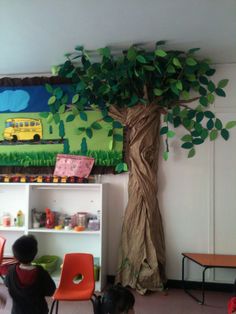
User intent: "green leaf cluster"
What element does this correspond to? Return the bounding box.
[47,42,234,164]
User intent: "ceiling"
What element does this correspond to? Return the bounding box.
[1,0,236,75]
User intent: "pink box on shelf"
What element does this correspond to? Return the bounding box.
[53,154,95,178]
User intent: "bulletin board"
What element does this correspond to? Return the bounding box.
[0,77,125,174]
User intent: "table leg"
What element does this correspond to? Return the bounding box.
[182,255,209,305]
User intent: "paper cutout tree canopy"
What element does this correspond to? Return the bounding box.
[47,41,236,294]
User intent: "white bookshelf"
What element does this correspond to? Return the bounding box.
[0,183,107,291]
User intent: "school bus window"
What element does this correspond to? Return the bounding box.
[15,123,18,127]
[30,122,35,126]
[5,122,13,128]
[25,122,29,127]
[20,122,23,127]
[36,122,40,126]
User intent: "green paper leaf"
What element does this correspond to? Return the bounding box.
[163,151,169,161]
[71,105,79,116]
[46,112,54,123]
[199,76,208,85]
[79,111,88,121]
[45,83,53,94]
[204,111,215,119]
[173,57,182,68]
[86,128,93,138]
[144,65,155,71]
[199,86,207,96]
[167,65,175,73]
[40,112,49,118]
[186,57,197,66]
[218,79,229,89]
[167,130,176,138]
[103,116,113,123]
[181,142,193,149]
[181,90,190,100]
[66,114,75,122]
[225,121,236,129]
[115,162,127,173]
[176,80,183,91]
[196,112,204,123]
[75,45,84,51]
[108,129,113,137]
[192,138,204,145]
[136,55,147,63]
[114,134,123,142]
[210,129,218,141]
[199,96,208,107]
[154,88,163,96]
[72,94,79,104]
[98,47,111,58]
[155,49,167,57]
[48,96,56,105]
[113,121,123,129]
[207,81,215,93]
[59,104,66,114]
[127,47,137,61]
[207,93,215,104]
[215,88,226,97]
[181,134,192,142]
[221,128,229,140]
[206,68,216,76]
[160,126,168,135]
[201,129,209,140]
[188,48,200,54]
[215,119,223,130]
[188,148,196,158]
[206,119,214,130]
[91,122,102,130]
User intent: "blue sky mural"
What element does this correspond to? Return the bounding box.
[0,85,70,113]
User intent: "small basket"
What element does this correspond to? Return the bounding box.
[32,255,59,273]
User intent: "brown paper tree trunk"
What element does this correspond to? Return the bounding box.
[109,103,166,294]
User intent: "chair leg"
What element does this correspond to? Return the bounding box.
[55,300,59,314]
[91,295,101,314]
[49,300,56,314]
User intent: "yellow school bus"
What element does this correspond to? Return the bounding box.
[3,118,43,141]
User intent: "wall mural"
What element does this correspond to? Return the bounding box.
[0,81,124,168]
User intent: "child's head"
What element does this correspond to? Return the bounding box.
[12,235,38,264]
[101,284,135,314]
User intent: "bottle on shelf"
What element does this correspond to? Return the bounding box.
[16,210,24,227]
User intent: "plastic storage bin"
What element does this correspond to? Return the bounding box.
[32,255,59,273]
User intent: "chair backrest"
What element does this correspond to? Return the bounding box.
[58,253,95,290]
[0,236,6,264]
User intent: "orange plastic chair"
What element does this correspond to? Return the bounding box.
[49,253,97,314]
[0,236,17,280]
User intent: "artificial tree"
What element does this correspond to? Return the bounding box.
[46,41,235,294]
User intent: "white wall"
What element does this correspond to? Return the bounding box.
[102,64,236,283]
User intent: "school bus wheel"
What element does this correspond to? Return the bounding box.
[33,134,40,141]
[12,135,17,142]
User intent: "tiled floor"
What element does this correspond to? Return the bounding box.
[0,283,231,313]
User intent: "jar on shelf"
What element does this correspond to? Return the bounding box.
[77,213,87,228]
[2,213,11,227]
[87,219,100,231]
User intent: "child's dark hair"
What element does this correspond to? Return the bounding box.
[12,235,38,264]
[98,284,135,314]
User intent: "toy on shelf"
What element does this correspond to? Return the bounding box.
[32,208,46,228]
[45,208,55,229]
